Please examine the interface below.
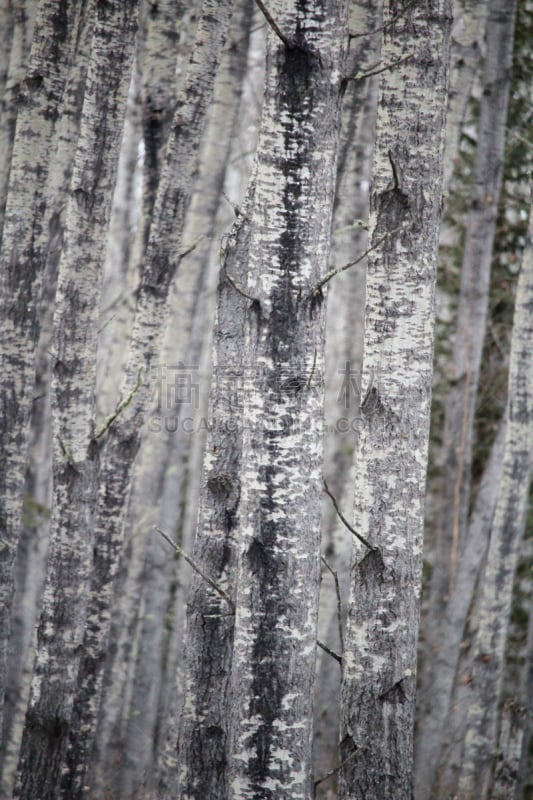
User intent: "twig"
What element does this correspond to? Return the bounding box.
[323,479,377,552]
[347,53,414,83]
[223,265,257,302]
[317,639,342,665]
[313,749,359,790]
[349,0,417,39]
[310,230,395,296]
[97,367,144,439]
[154,527,235,611]
[254,0,292,48]
[321,555,344,653]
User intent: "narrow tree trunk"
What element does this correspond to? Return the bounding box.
[0,0,84,746]
[223,3,348,797]
[426,0,517,636]
[442,194,533,800]
[338,2,451,798]
[14,3,138,797]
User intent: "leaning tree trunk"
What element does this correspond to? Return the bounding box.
[338,2,451,799]
[435,194,533,800]
[221,3,348,798]
[425,0,517,643]
[14,3,139,798]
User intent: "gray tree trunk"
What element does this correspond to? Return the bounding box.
[14,3,138,797]
[60,3,234,797]
[425,0,517,641]
[338,2,451,798]
[438,191,533,800]
[224,3,348,797]
[0,0,85,751]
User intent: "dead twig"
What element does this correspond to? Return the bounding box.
[323,479,377,552]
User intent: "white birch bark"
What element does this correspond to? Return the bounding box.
[426,0,517,637]
[61,3,234,796]
[14,3,138,797]
[225,3,348,797]
[444,197,533,800]
[0,0,85,748]
[314,0,382,789]
[338,2,451,798]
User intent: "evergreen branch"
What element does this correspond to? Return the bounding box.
[321,555,344,653]
[154,526,235,612]
[323,479,377,552]
[317,639,342,665]
[254,0,292,48]
[97,367,144,439]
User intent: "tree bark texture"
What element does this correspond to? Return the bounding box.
[426,0,517,637]
[225,2,348,798]
[14,2,138,797]
[338,2,451,798]
[438,190,533,800]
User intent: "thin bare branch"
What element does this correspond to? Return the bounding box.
[349,0,417,39]
[321,555,344,653]
[323,479,377,552]
[310,230,397,296]
[154,526,235,611]
[313,748,359,790]
[347,53,414,83]
[254,0,292,48]
[317,639,342,665]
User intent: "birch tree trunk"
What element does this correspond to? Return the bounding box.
[0,0,85,748]
[425,0,517,638]
[14,3,138,797]
[338,2,451,798]
[223,3,348,797]
[436,196,533,800]
[59,3,234,796]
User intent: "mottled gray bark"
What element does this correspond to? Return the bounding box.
[414,421,506,799]
[426,0,517,641]
[338,2,451,798]
[14,3,138,798]
[0,0,84,752]
[436,190,533,800]
[314,0,382,791]
[224,3,348,798]
[60,3,234,797]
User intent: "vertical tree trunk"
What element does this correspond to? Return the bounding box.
[338,2,451,799]
[224,3,348,797]
[60,3,234,796]
[426,0,517,636]
[0,0,83,747]
[14,3,138,797]
[439,195,533,799]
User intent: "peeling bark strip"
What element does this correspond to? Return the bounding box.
[338,2,451,799]
[14,3,139,798]
[226,3,348,798]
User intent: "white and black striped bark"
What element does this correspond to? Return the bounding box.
[338,2,451,799]
[225,3,348,797]
[14,3,138,797]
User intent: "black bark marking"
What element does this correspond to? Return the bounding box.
[379,679,407,704]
